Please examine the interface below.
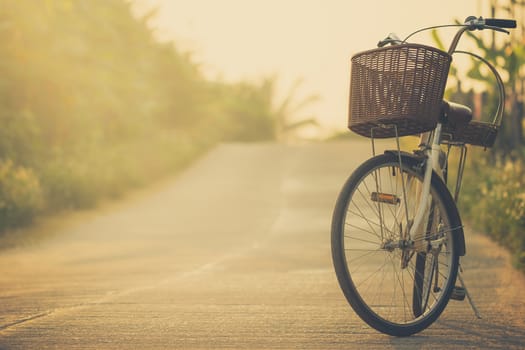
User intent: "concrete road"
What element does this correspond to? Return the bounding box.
[0,141,523,349]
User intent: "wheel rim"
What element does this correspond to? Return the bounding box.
[340,161,455,327]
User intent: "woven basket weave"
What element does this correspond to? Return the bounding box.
[442,121,499,147]
[349,44,452,138]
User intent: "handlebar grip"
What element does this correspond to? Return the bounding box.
[485,18,517,28]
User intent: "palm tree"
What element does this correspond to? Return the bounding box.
[264,76,320,142]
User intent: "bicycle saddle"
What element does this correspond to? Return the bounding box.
[442,100,473,127]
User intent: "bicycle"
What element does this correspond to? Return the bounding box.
[330,16,517,336]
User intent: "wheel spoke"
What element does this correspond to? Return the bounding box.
[331,155,460,335]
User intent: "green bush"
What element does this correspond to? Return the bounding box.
[38,132,203,211]
[460,151,525,271]
[0,160,43,229]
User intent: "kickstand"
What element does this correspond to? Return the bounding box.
[457,265,482,319]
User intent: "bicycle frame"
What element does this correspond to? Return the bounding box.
[404,20,507,244]
[402,21,508,318]
[405,126,442,242]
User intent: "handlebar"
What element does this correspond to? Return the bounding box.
[377,16,517,49]
[377,33,402,48]
[485,18,517,28]
[467,16,517,29]
[447,16,515,54]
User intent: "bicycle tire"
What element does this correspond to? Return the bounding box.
[331,153,461,336]
[412,252,434,317]
[413,200,439,317]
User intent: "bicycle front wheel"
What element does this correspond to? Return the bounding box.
[331,153,461,336]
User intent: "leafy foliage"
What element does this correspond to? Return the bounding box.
[439,1,525,271]
[0,160,43,229]
[0,0,316,231]
[460,150,525,270]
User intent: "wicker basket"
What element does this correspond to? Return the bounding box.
[442,121,499,147]
[349,44,452,138]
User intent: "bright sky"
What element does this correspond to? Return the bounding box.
[134,0,487,136]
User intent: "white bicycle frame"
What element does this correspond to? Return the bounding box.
[403,20,506,247]
[409,124,443,241]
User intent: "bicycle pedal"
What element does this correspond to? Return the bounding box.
[450,286,466,301]
[371,192,400,205]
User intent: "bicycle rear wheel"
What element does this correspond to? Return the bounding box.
[331,153,461,336]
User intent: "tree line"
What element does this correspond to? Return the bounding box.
[0,0,313,231]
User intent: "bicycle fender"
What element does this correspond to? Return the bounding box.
[383,150,466,256]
